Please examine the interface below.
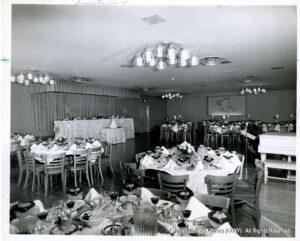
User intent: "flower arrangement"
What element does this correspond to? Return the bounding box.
[177,141,195,154]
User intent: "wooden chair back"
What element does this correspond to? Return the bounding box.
[260,216,291,237]
[44,152,65,175]
[195,193,230,212]
[157,172,188,195]
[205,174,238,198]
[236,154,245,179]
[101,143,112,158]
[73,149,88,169]
[120,160,145,186]
[89,146,102,164]
[135,152,146,169]
[11,140,21,153]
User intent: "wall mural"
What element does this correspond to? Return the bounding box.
[208,95,246,115]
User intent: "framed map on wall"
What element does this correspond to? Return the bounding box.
[208,95,246,115]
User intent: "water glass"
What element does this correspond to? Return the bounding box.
[133,202,158,236]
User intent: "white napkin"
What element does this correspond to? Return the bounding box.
[140,187,154,203]
[92,140,101,147]
[274,124,280,132]
[18,136,26,146]
[140,155,155,169]
[288,123,294,132]
[69,144,77,151]
[172,124,179,133]
[223,151,232,157]
[84,188,103,203]
[161,147,170,156]
[194,160,204,171]
[163,159,178,170]
[85,142,93,149]
[30,143,39,151]
[186,196,211,220]
[49,144,60,152]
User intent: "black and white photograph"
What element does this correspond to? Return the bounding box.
[1,0,299,240]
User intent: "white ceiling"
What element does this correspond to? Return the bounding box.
[11,5,297,96]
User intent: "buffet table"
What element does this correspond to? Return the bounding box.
[53,118,135,140]
[101,128,126,144]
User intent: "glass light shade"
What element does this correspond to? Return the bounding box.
[148,57,156,67]
[204,59,217,66]
[240,89,245,95]
[39,76,44,83]
[50,79,55,85]
[44,74,50,83]
[257,87,261,93]
[168,57,177,65]
[33,77,39,83]
[179,95,183,98]
[166,46,177,60]
[162,95,165,99]
[178,58,188,67]
[289,114,294,118]
[11,75,16,82]
[155,45,164,58]
[27,72,33,80]
[18,73,25,82]
[156,58,166,70]
[189,56,199,66]
[24,80,30,86]
[144,48,153,63]
[134,55,144,66]
[179,48,190,60]
[248,89,253,94]
[261,88,266,93]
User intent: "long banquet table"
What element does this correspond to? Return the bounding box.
[54,118,135,140]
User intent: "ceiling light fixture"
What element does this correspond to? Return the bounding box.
[11,70,55,86]
[161,92,183,100]
[240,87,267,95]
[128,41,230,71]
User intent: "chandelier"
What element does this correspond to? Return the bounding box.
[161,92,183,99]
[11,70,55,86]
[130,41,230,70]
[240,87,267,95]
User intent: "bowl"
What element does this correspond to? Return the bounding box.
[78,209,106,227]
[15,201,35,213]
[176,189,193,204]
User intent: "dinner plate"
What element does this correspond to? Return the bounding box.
[101,224,122,235]
[49,222,78,235]
[15,201,35,213]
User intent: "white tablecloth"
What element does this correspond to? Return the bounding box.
[53,118,135,140]
[140,153,241,194]
[101,128,126,144]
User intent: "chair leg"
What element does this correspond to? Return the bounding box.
[37,172,41,191]
[18,168,24,187]
[74,171,77,187]
[31,173,35,193]
[23,171,30,190]
[230,202,236,228]
[98,160,104,184]
[50,176,53,189]
[90,164,94,185]
[110,161,114,176]
[44,174,48,197]
[86,168,91,187]
[61,173,66,193]
[79,171,82,183]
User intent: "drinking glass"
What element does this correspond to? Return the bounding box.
[133,202,158,236]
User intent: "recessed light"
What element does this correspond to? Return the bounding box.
[141,15,166,25]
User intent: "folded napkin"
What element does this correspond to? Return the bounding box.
[85,142,93,149]
[92,140,101,147]
[18,136,26,146]
[194,160,204,171]
[84,188,103,203]
[163,159,178,170]
[274,124,280,132]
[223,151,232,157]
[186,196,211,220]
[161,147,170,156]
[139,155,155,169]
[49,144,60,152]
[30,143,39,151]
[69,144,77,151]
[140,187,154,203]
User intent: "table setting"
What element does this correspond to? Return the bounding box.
[29,137,103,164]
[138,142,241,194]
[9,187,238,237]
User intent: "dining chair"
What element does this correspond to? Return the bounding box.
[221,128,231,148]
[236,154,245,179]
[22,150,44,193]
[205,173,238,227]
[11,140,22,173]
[43,152,66,197]
[101,142,114,176]
[195,193,230,212]
[160,125,169,144]
[119,160,146,187]
[231,126,241,148]
[234,159,264,228]
[259,216,292,237]
[88,146,103,185]
[157,172,189,198]
[69,149,90,188]
[135,152,146,169]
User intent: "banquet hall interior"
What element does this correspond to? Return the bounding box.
[7,3,297,237]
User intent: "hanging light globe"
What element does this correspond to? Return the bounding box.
[156,58,166,70]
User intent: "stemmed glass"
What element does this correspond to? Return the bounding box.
[65,199,75,220]
[178,209,191,228]
[35,211,49,234]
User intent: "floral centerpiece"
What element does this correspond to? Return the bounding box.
[177,141,195,155]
